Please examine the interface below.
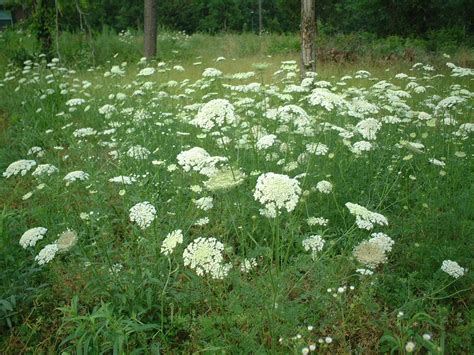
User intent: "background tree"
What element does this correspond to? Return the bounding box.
[300,0,316,76]
[144,0,157,58]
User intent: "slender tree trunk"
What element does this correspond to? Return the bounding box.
[144,0,157,58]
[300,0,316,77]
[258,0,263,35]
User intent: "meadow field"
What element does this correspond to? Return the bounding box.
[0,30,473,353]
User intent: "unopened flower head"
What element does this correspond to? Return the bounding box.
[56,229,78,253]
[204,167,245,192]
[353,240,388,268]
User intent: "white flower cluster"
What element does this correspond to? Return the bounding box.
[353,233,394,269]
[316,180,333,194]
[204,167,245,192]
[183,237,231,279]
[202,67,222,78]
[240,257,258,273]
[127,145,150,160]
[55,229,78,253]
[302,235,325,260]
[307,88,346,111]
[35,244,59,265]
[161,229,184,256]
[32,164,58,178]
[129,201,156,229]
[306,143,329,156]
[345,202,388,230]
[368,232,394,253]
[356,118,382,140]
[307,216,329,226]
[3,159,36,178]
[177,147,210,172]
[19,227,48,248]
[256,134,277,150]
[254,173,301,217]
[73,127,97,138]
[177,147,227,176]
[351,141,373,155]
[65,98,86,106]
[137,67,155,76]
[98,104,117,118]
[275,105,311,132]
[194,196,214,211]
[108,175,137,185]
[441,260,466,278]
[64,170,90,185]
[190,99,237,131]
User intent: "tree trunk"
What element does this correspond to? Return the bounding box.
[144,0,157,58]
[300,0,316,77]
[258,0,263,35]
[33,0,55,58]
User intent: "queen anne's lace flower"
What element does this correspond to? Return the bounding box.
[254,173,301,216]
[316,180,333,194]
[32,164,58,178]
[194,196,214,211]
[127,145,150,160]
[19,227,48,248]
[356,118,382,140]
[368,233,394,253]
[202,68,222,78]
[240,258,258,273]
[161,229,184,256]
[73,127,97,138]
[35,244,59,265]
[302,235,325,260]
[345,202,388,230]
[183,237,231,279]
[204,168,245,191]
[177,147,211,172]
[56,229,78,253]
[256,134,277,150]
[3,160,36,178]
[129,201,156,229]
[441,260,466,278]
[138,67,155,76]
[353,240,387,268]
[64,170,89,185]
[190,99,237,131]
[307,88,346,111]
[66,98,86,106]
[108,175,137,184]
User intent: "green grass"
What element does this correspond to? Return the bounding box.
[0,30,473,353]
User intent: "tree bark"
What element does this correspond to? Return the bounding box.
[300,0,316,77]
[144,0,157,58]
[258,0,263,35]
